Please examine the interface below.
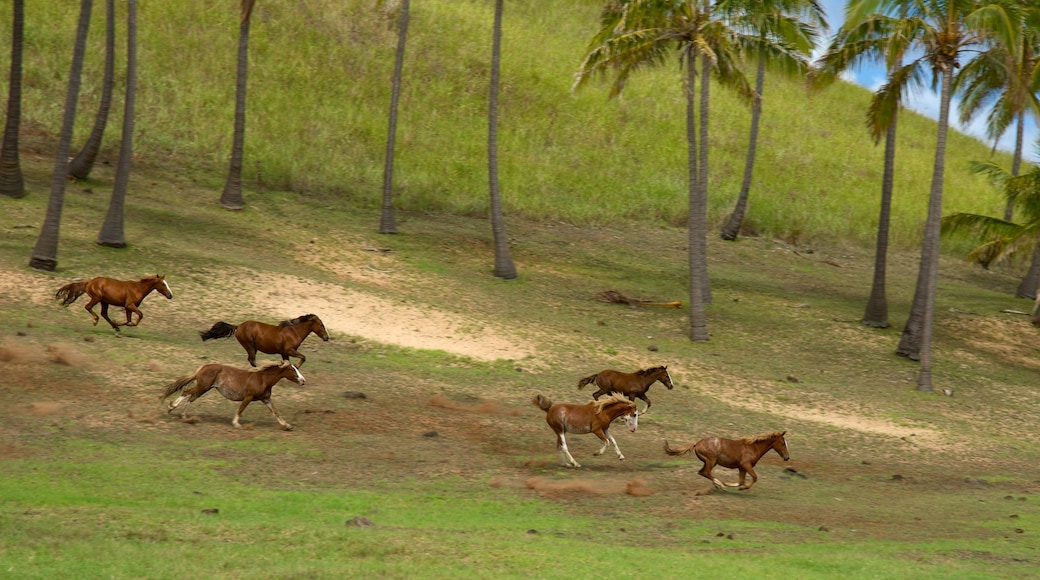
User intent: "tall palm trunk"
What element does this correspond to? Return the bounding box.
[380,0,410,235]
[720,58,764,242]
[221,0,255,210]
[697,53,712,305]
[29,0,93,272]
[98,0,136,248]
[488,0,516,280]
[68,0,115,181]
[0,0,25,199]
[1010,112,1040,299]
[909,66,954,393]
[863,110,898,328]
[687,54,708,342]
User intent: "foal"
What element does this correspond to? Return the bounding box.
[532,393,639,468]
[664,431,789,490]
[160,361,305,430]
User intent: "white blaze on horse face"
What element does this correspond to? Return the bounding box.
[623,412,638,432]
[665,369,674,388]
[291,364,305,385]
[162,279,173,298]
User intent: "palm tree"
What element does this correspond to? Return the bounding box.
[813,1,915,329]
[575,0,770,341]
[953,0,1040,298]
[942,159,1040,282]
[488,0,517,280]
[29,0,93,272]
[97,0,137,248]
[0,0,25,199]
[378,0,410,235]
[834,0,995,392]
[220,0,256,211]
[719,0,826,241]
[68,0,116,181]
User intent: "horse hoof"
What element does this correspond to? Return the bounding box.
[283,425,294,431]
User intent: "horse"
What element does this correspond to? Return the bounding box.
[577,365,673,413]
[198,314,329,367]
[531,393,640,468]
[54,274,173,334]
[664,431,789,491]
[159,360,306,430]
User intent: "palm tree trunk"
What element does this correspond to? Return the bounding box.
[863,110,897,328]
[1004,110,1023,221]
[720,58,764,242]
[221,0,255,210]
[29,0,93,272]
[913,66,955,393]
[488,0,516,280]
[379,0,410,235]
[697,54,712,304]
[1015,242,1040,299]
[0,0,25,199]
[687,54,708,342]
[68,0,115,181]
[98,0,136,248]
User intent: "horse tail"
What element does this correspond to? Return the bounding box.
[54,281,88,306]
[531,394,553,412]
[199,321,237,341]
[159,371,199,401]
[663,440,695,456]
[576,373,597,391]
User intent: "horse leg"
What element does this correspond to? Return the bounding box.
[285,349,304,367]
[232,396,255,428]
[603,429,625,461]
[261,398,294,431]
[125,304,143,326]
[98,303,122,332]
[698,459,727,490]
[245,345,258,367]
[557,433,580,468]
[737,465,758,490]
[640,394,651,414]
[84,297,102,326]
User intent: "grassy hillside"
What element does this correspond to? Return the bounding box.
[2,0,1018,250]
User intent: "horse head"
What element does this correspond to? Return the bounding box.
[655,366,674,390]
[310,315,330,341]
[283,362,306,386]
[621,408,639,432]
[153,274,174,299]
[773,431,790,461]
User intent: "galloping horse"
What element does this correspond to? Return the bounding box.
[532,393,639,468]
[664,431,789,491]
[54,274,173,334]
[199,314,329,367]
[577,365,673,413]
[160,360,306,430]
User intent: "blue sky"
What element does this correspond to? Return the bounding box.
[817,0,1040,163]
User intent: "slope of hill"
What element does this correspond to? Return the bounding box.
[2,0,1017,250]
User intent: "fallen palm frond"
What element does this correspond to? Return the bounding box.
[597,290,681,308]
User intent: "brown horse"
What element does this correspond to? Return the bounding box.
[532,393,639,468]
[160,360,306,430]
[664,431,789,491]
[577,365,673,413]
[55,274,173,334]
[199,314,329,367]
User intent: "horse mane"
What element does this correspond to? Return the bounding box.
[742,431,785,444]
[252,360,290,372]
[279,313,317,327]
[593,393,633,414]
[636,366,665,376]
